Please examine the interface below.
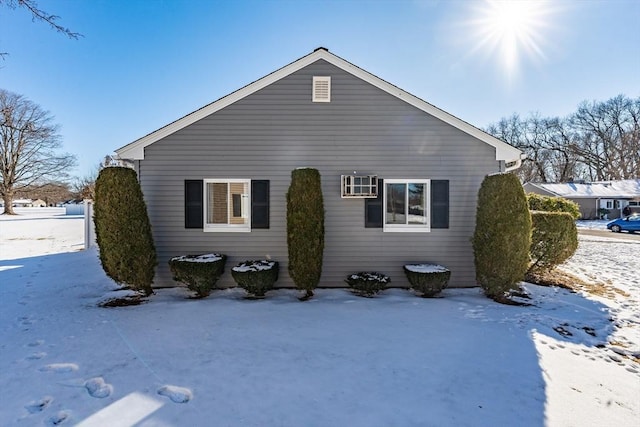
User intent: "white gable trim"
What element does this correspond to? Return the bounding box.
[116,49,522,163]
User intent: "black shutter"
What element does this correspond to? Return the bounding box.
[251,180,270,229]
[185,180,203,229]
[431,180,449,229]
[365,178,384,228]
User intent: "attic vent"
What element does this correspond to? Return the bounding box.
[312,76,331,102]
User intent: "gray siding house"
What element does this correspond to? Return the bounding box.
[115,48,523,289]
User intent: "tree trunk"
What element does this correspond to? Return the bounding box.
[2,191,16,215]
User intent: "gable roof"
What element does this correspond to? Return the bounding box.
[115,48,523,167]
[526,179,640,198]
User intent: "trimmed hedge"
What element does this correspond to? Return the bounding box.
[231,260,279,298]
[345,272,389,297]
[287,168,325,299]
[527,193,581,219]
[403,264,450,297]
[472,173,531,300]
[529,211,578,273]
[94,167,156,296]
[168,254,226,298]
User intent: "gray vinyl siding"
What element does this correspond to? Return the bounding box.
[138,60,500,289]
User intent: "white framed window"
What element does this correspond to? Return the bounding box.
[603,200,613,209]
[383,179,430,232]
[629,201,640,207]
[204,179,250,232]
[312,76,331,102]
[341,175,377,198]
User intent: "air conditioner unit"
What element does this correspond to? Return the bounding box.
[341,175,378,198]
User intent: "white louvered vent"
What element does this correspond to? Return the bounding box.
[312,76,331,102]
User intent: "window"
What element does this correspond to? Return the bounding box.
[383,179,430,232]
[629,201,640,207]
[312,76,331,102]
[204,179,250,232]
[604,200,613,209]
[342,175,377,198]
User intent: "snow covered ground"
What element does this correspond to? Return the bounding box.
[0,215,638,426]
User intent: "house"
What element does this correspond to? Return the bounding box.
[524,179,640,219]
[115,48,523,289]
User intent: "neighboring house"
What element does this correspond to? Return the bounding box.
[115,48,523,289]
[524,179,640,219]
[31,199,47,207]
[11,199,34,207]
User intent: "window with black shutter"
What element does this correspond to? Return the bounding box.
[431,180,449,229]
[251,180,270,229]
[184,180,203,228]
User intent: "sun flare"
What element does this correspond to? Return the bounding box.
[470,0,554,79]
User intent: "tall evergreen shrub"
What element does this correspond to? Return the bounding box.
[472,173,531,301]
[94,167,156,295]
[286,168,325,299]
[529,211,578,273]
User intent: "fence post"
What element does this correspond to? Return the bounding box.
[84,199,94,249]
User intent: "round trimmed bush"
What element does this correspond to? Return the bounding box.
[231,260,279,298]
[94,166,156,296]
[529,211,578,273]
[403,264,450,297]
[287,168,325,299]
[472,173,531,301]
[345,272,389,297]
[168,253,226,298]
[527,193,581,219]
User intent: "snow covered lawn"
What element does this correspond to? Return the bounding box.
[0,215,638,426]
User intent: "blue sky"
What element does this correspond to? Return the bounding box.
[1,0,638,177]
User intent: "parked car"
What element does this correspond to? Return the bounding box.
[607,215,640,233]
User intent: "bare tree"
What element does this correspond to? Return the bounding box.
[571,95,640,180]
[0,89,76,214]
[0,0,82,58]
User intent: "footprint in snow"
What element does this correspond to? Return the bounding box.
[40,363,79,373]
[47,411,70,426]
[26,352,47,360]
[157,385,192,403]
[85,377,113,398]
[25,396,53,414]
[28,340,44,347]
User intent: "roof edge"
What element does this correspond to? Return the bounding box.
[116,49,522,163]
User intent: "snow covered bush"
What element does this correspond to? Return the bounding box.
[231,260,279,298]
[403,264,450,297]
[527,193,581,219]
[344,272,389,297]
[168,253,226,298]
[287,168,325,300]
[94,166,156,296]
[528,211,578,274]
[472,173,531,302]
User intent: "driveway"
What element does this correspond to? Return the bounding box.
[578,228,640,241]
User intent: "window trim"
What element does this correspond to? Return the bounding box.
[203,178,251,232]
[383,179,430,233]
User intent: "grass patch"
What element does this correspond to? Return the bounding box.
[525,269,629,299]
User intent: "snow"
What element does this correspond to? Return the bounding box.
[231,260,276,272]
[404,263,449,273]
[169,253,223,263]
[1,215,638,426]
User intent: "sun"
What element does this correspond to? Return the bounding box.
[469,0,555,80]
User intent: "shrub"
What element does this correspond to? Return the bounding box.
[168,253,226,298]
[231,260,279,298]
[403,264,450,297]
[527,193,581,219]
[345,272,389,297]
[287,168,325,300]
[94,167,156,296]
[472,173,531,301]
[529,211,578,274]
